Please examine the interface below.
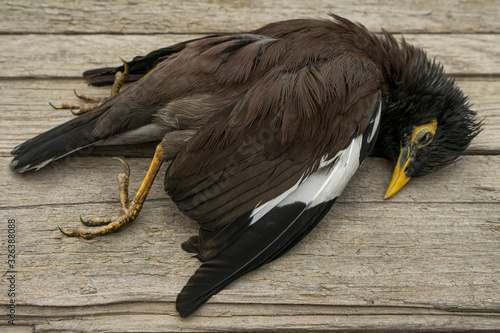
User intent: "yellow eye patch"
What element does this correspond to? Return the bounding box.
[411,118,437,147]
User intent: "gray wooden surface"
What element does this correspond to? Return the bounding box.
[1,1,499,331]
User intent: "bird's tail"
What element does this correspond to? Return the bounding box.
[11,37,212,172]
[10,106,113,173]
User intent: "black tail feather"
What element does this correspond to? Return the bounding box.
[82,66,143,87]
[10,111,106,173]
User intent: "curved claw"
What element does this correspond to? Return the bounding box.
[73,89,82,99]
[70,108,84,116]
[79,215,94,226]
[49,102,63,110]
[58,225,99,240]
[113,157,130,178]
[58,225,77,237]
[119,57,130,75]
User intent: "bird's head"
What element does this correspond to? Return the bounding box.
[377,34,482,198]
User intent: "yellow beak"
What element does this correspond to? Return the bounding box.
[384,145,412,199]
[385,118,438,199]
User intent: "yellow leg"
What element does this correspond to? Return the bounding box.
[59,145,164,240]
[110,59,129,96]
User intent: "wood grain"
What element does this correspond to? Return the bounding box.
[1,0,498,331]
[1,155,499,330]
[2,78,498,156]
[2,34,500,78]
[1,155,499,208]
[1,0,499,34]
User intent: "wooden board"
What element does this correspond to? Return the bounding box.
[0,156,499,331]
[0,0,499,331]
[2,78,499,155]
[1,0,499,34]
[2,34,500,78]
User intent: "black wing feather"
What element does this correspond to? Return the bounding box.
[176,199,336,318]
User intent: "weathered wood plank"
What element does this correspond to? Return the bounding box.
[11,311,500,332]
[0,155,499,330]
[1,77,497,156]
[1,0,497,331]
[0,326,32,333]
[1,0,499,34]
[1,155,500,208]
[1,34,500,78]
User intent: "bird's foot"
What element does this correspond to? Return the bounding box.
[58,146,164,240]
[49,90,108,115]
[50,59,129,116]
[58,158,134,239]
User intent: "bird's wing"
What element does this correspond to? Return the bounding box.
[165,54,383,316]
[82,35,220,86]
[166,55,381,228]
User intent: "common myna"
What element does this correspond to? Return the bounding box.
[10,15,481,317]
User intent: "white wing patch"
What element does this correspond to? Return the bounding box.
[249,134,363,225]
[318,154,339,168]
[249,174,304,225]
[279,134,362,208]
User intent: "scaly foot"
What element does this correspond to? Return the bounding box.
[50,60,129,115]
[58,146,164,240]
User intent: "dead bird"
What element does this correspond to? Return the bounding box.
[10,15,481,317]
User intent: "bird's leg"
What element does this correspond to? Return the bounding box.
[58,145,164,240]
[78,157,131,227]
[109,60,129,97]
[50,60,129,116]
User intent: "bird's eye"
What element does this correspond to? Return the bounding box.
[411,119,437,148]
[414,130,434,147]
